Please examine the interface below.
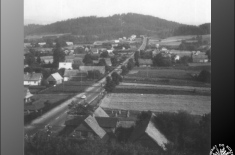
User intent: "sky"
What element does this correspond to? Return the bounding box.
[24,0,211,26]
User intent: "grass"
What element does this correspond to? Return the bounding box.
[100,93,211,115]
[126,68,194,80]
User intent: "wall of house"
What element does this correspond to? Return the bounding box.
[24,81,41,86]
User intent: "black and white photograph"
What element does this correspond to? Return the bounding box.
[23,0,211,154]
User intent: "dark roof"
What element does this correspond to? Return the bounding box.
[95,117,118,128]
[24,73,43,81]
[129,113,168,150]
[65,115,88,126]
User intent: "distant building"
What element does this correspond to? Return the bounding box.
[40,56,54,64]
[58,62,73,70]
[138,59,153,67]
[47,72,63,85]
[192,53,208,63]
[38,42,46,47]
[66,42,73,46]
[95,117,119,133]
[63,69,87,81]
[79,66,105,74]
[24,72,43,86]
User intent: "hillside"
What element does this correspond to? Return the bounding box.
[24,13,210,40]
[24,13,182,39]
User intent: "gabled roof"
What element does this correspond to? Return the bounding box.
[64,69,87,77]
[24,73,43,81]
[84,115,107,139]
[47,72,63,81]
[24,87,33,99]
[93,107,109,117]
[95,117,118,128]
[129,113,168,150]
[138,59,153,65]
[65,115,107,139]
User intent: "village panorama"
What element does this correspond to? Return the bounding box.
[24,13,211,155]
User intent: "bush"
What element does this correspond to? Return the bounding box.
[152,53,172,67]
[197,70,211,83]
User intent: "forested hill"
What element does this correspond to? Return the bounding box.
[24,13,182,38]
[173,23,211,36]
[24,13,210,39]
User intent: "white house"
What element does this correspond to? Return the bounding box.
[58,62,73,70]
[24,73,43,86]
[38,42,46,46]
[66,42,74,46]
[47,72,63,85]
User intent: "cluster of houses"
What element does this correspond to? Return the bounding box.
[62,105,168,150]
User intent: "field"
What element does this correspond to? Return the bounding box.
[100,93,211,115]
[41,80,95,94]
[126,68,196,80]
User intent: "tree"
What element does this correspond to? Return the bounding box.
[179,56,192,64]
[36,56,41,64]
[83,54,93,65]
[97,58,107,66]
[134,51,140,66]
[100,51,109,58]
[24,67,34,73]
[111,71,120,85]
[197,70,211,83]
[104,76,115,92]
[111,57,118,66]
[87,70,102,79]
[46,39,54,47]
[25,53,36,66]
[53,43,65,68]
[152,53,172,67]
[127,58,135,70]
[121,65,128,76]
[206,48,211,61]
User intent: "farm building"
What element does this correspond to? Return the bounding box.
[93,107,109,117]
[24,72,43,86]
[24,87,33,103]
[79,66,105,74]
[47,72,63,85]
[66,42,73,46]
[95,117,119,133]
[64,115,109,140]
[192,53,208,63]
[63,69,87,81]
[40,56,53,64]
[58,62,73,70]
[138,59,153,67]
[129,113,168,151]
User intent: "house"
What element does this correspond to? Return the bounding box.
[73,57,84,66]
[95,117,119,133]
[79,66,105,74]
[93,107,109,117]
[24,87,33,103]
[40,56,54,64]
[47,72,63,85]
[24,73,43,86]
[63,69,87,81]
[65,115,108,140]
[129,114,169,151]
[138,59,153,67]
[38,42,46,47]
[58,62,73,70]
[66,42,73,46]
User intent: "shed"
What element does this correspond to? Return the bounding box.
[47,72,63,85]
